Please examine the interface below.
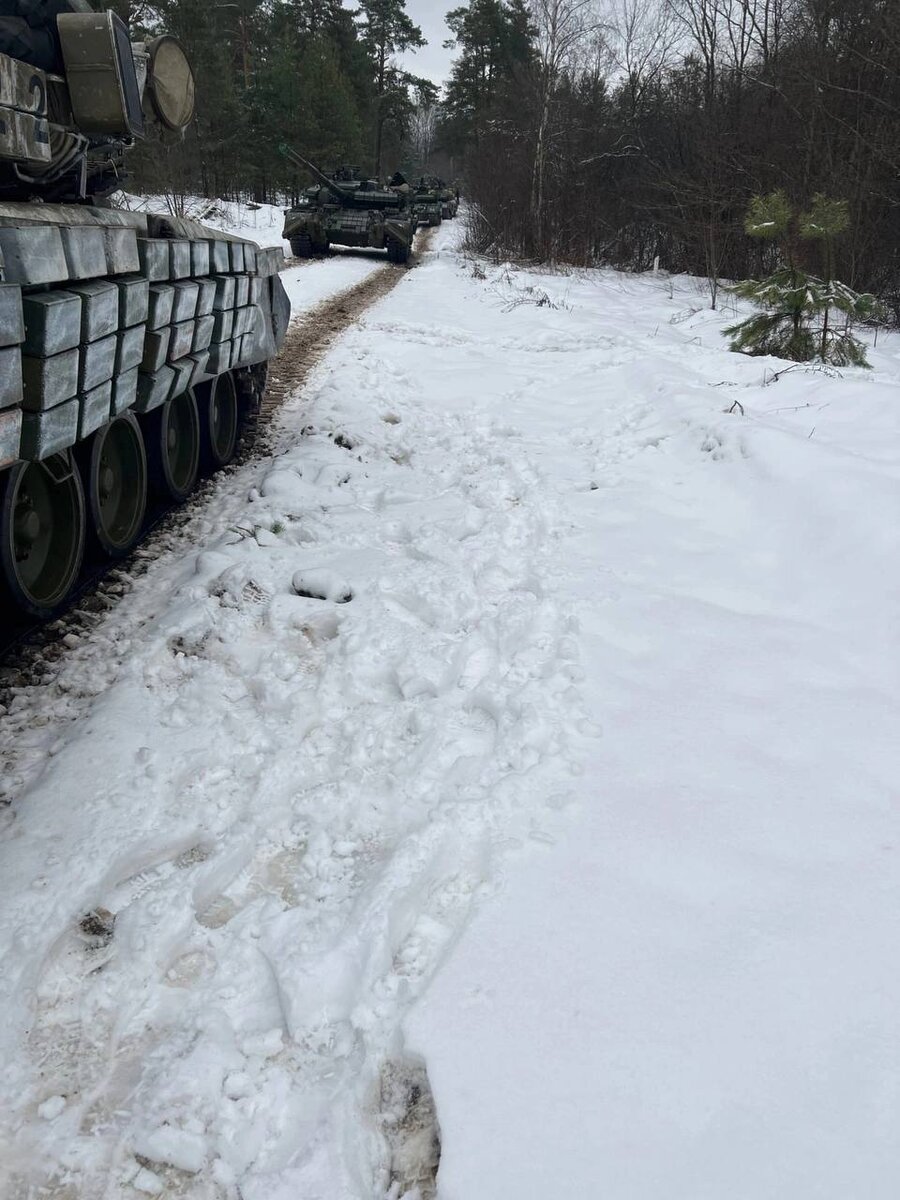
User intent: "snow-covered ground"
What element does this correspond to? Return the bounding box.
[1,219,899,1198]
[116,194,291,249]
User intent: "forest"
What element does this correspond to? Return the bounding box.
[120,0,900,317]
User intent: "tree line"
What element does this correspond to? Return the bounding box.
[118,0,899,316]
[115,0,436,205]
[441,0,900,315]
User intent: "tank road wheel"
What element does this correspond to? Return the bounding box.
[145,389,200,503]
[290,234,313,258]
[0,453,86,618]
[199,371,240,471]
[79,413,148,558]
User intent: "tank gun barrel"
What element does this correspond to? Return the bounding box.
[280,146,360,205]
[280,145,404,210]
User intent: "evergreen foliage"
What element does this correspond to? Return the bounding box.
[725,195,883,366]
[118,0,428,201]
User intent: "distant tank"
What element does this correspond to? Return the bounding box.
[411,177,443,228]
[282,151,417,264]
[0,1,291,619]
[439,183,459,220]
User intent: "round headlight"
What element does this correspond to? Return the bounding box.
[145,35,195,131]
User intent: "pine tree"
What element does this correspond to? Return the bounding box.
[357,0,426,175]
[725,192,883,367]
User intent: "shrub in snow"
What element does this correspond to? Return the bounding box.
[726,191,883,367]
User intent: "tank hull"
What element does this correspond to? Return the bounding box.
[0,202,290,615]
[283,205,416,259]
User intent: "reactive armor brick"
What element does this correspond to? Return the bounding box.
[79,334,117,393]
[196,278,216,318]
[169,356,194,400]
[190,240,211,276]
[141,329,170,373]
[22,348,79,410]
[116,275,150,327]
[116,323,146,374]
[22,291,82,357]
[243,245,257,274]
[186,350,211,386]
[137,238,170,282]
[60,226,107,280]
[67,280,119,342]
[0,226,68,285]
[103,227,140,275]
[212,309,234,343]
[168,240,191,279]
[193,315,214,354]
[234,306,254,337]
[0,284,24,346]
[212,275,236,311]
[234,276,250,308]
[134,365,175,413]
[0,405,22,468]
[229,242,246,272]
[111,368,138,416]
[210,241,230,273]
[78,380,113,439]
[147,284,175,330]
[171,280,199,323]
[20,396,79,459]
[206,340,233,376]
[249,276,264,305]
[169,320,195,362]
[0,346,23,409]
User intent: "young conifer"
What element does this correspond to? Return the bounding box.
[725,192,882,366]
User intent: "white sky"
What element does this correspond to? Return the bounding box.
[400,0,457,86]
[340,0,457,88]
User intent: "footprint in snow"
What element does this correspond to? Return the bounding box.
[292,568,353,604]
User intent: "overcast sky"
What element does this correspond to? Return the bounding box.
[400,0,456,86]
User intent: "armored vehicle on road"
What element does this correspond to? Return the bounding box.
[411,178,443,228]
[0,1,290,619]
[411,177,457,224]
[282,152,417,264]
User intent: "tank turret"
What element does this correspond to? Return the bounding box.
[0,0,196,202]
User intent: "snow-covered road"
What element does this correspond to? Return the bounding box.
[1,220,899,1198]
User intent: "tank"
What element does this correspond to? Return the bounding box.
[281,150,417,265]
[411,177,444,228]
[439,183,459,220]
[0,1,291,619]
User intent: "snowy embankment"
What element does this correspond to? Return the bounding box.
[1,220,899,1198]
[117,192,389,318]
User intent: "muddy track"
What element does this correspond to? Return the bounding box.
[0,234,430,690]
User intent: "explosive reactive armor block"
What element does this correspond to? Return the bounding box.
[22,292,82,357]
[20,397,79,460]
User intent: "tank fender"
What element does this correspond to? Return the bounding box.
[384,218,412,246]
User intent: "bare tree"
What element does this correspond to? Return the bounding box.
[607,0,678,120]
[409,102,438,170]
[530,0,604,252]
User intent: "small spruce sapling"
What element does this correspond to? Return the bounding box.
[725,191,883,366]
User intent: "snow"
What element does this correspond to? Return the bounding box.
[115,192,390,317]
[2,220,900,1198]
[116,193,291,248]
